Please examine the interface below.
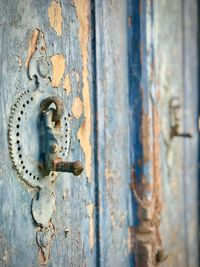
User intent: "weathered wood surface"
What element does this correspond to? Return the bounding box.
[154,0,199,266]
[128,0,199,266]
[0,1,96,266]
[0,0,199,266]
[95,0,133,266]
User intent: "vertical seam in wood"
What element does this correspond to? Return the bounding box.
[92,0,100,266]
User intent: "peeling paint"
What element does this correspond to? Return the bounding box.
[131,105,164,267]
[75,72,80,83]
[87,203,94,250]
[17,56,22,68]
[48,0,63,36]
[50,54,65,87]
[26,29,39,68]
[72,96,83,119]
[75,0,92,180]
[63,74,71,94]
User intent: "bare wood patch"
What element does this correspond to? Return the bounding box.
[87,203,94,250]
[50,54,65,87]
[72,96,83,119]
[26,29,39,68]
[48,0,63,36]
[74,0,92,180]
[63,74,72,94]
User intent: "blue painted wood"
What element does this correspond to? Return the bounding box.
[0,1,97,266]
[0,0,198,267]
[153,0,199,265]
[128,0,199,266]
[94,1,133,266]
[182,1,199,266]
[128,0,143,228]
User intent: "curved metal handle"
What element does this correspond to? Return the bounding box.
[40,96,83,176]
[40,96,64,124]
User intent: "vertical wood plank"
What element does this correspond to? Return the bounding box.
[128,0,199,266]
[182,0,199,266]
[128,0,165,265]
[153,0,199,266]
[95,1,133,266]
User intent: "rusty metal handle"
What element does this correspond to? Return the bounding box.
[40,96,64,123]
[40,96,83,177]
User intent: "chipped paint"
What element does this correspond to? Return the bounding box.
[75,72,80,83]
[87,203,94,250]
[75,0,92,180]
[63,189,68,200]
[17,56,22,68]
[26,29,39,68]
[48,0,63,36]
[63,74,71,94]
[72,96,83,119]
[131,105,164,267]
[50,54,65,87]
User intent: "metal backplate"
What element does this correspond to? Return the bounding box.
[8,88,71,188]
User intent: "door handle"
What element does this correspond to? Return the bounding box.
[40,96,83,176]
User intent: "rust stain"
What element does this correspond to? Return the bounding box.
[72,96,83,119]
[87,203,94,250]
[48,0,63,36]
[131,99,164,266]
[152,106,162,241]
[141,113,152,163]
[128,16,132,27]
[75,0,92,180]
[38,249,47,266]
[26,29,39,68]
[63,74,72,94]
[50,54,65,87]
[38,221,56,266]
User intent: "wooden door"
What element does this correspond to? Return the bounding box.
[128,0,199,266]
[0,1,132,266]
[0,0,199,267]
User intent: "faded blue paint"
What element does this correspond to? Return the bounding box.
[128,0,142,228]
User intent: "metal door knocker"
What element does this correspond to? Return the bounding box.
[8,29,83,265]
[40,96,83,176]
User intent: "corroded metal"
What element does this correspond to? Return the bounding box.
[170,97,192,138]
[41,96,83,177]
[53,159,83,176]
[40,96,64,124]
